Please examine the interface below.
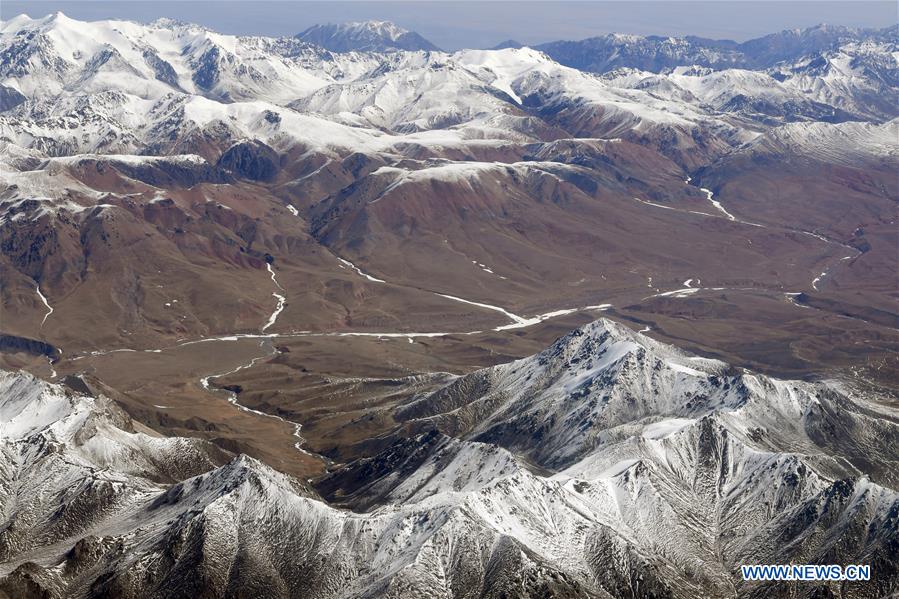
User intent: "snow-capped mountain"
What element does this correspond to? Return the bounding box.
[1,13,898,597]
[767,39,899,120]
[717,118,898,165]
[2,321,897,597]
[0,12,381,103]
[1,13,894,165]
[297,20,440,53]
[738,23,897,67]
[534,24,897,74]
[601,66,860,123]
[0,12,895,360]
[535,33,745,74]
[393,320,899,484]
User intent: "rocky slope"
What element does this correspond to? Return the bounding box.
[1,321,897,598]
[4,13,894,355]
[0,14,897,597]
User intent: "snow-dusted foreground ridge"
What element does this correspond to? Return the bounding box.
[1,320,897,598]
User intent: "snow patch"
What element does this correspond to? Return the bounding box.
[641,418,696,439]
[35,282,53,327]
[337,258,386,283]
[700,187,736,221]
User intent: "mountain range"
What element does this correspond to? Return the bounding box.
[283,20,897,75]
[532,24,898,73]
[0,12,897,598]
[2,320,897,597]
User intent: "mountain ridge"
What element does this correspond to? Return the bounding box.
[532,23,897,74]
[1,320,897,597]
[1,14,898,597]
[297,20,441,53]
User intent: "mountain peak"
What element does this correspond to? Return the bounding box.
[490,39,523,50]
[297,20,440,52]
[41,11,74,25]
[1,11,74,33]
[345,20,407,40]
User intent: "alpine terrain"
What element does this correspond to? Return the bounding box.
[0,11,896,599]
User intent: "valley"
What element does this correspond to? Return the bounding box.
[0,11,896,598]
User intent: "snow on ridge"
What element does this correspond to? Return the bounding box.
[368,159,584,195]
[0,370,223,479]
[742,118,899,161]
[341,21,409,42]
[3,10,893,149]
[1,317,895,596]
[640,417,696,439]
[0,11,771,158]
[49,152,209,166]
[0,154,108,222]
[180,96,388,152]
[372,161,506,185]
[0,370,80,439]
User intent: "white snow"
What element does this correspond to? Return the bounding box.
[0,12,787,163]
[664,362,705,376]
[0,312,893,595]
[34,282,53,327]
[641,418,696,439]
[260,263,286,332]
[337,258,386,283]
[436,293,528,326]
[811,271,827,290]
[647,287,700,299]
[699,187,736,221]
[261,293,286,333]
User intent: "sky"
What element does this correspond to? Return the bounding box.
[2,1,896,49]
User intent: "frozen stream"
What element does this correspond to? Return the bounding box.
[261,263,286,333]
[35,282,53,327]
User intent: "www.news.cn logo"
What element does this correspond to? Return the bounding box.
[741,564,871,582]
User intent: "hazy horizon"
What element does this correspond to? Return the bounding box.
[2,1,895,50]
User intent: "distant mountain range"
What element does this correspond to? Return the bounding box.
[297,20,441,52]
[495,23,897,73]
[295,20,895,77]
